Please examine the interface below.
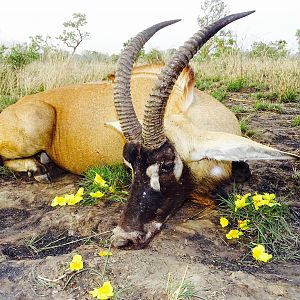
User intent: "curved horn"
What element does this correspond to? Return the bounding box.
[114,19,181,141]
[142,11,255,149]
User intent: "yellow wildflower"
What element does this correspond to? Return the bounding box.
[69,254,83,271]
[89,281,114,299]
[90,191,105,198]
[252,244,272,262]
[99,250,113,257]
[94,174,108,187]
[108,186,115,193]
[262,193,276,201]
[66,188,84,206]
[76,187,84,197]
[51,196,67,207]
[219,217,229,228]
[252,192,280,210]
[234,193,251,211]
[226,229,243,240]
[238,219,250,230]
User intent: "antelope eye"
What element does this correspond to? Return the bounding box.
[161,161,174,173]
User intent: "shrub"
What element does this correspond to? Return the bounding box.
[211,88,228,102]
[292,115,300,127]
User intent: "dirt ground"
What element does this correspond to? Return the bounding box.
[0,96,299,300]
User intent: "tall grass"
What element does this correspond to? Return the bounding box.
[193,54,300,102]
[0,53,299,104]
[0,57,115,98]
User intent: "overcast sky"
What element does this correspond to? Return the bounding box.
[0,0,299,54]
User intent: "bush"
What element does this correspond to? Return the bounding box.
[226,78,248,92]
[4,43,40,69]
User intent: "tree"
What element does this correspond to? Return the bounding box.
[250,40,289,58]
[296,29,300,53]
[196,0,236,60]
[57,13,90,55]
[29,35,59,58]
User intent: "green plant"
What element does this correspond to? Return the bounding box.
[239,118,256,137]
[0,95,17,111]
[218,192,300,261]
[230,105,250,114]
[250,40,289,59]
[254,91,278,101]
[226,77,248,92]
[140,48,164,64]
[0,166,16,179]
[166,266,205,300]
[80,164,131,205]
[292,115,300,127]
[253,100,283,113]
[279,89,299,103]
[4,43,40,69]
[210,88,228,102]
[57,13,90,55]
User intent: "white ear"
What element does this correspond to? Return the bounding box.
[104,121,123,135]
[164,115,299,162]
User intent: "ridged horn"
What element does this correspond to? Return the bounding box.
[114,19,181,141]
[142,11,255,149]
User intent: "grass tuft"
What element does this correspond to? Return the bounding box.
[0,95,17,112]
[291,115,300,127]
[210,88,228,103]
[218,193,300,261]
[230,105,251,114]
[253,100,283,113]
[80,164,131,205]
[166,266,206,300]
[239,118,257,137]
[0,166,17,179]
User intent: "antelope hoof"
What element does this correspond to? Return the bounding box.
[33,164,52,183]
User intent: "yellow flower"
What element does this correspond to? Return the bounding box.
[67,188,84,205]
[252,193,265,210]
[69,254,83,271]
[252,192,280,210]
[51,196,67,207]
[51,188,84,207]
[108,186,115,193]
[94,174,108,187]
[226,229,243,240]
[234,193,251,211]
[76,187,84,197]
[90,191,105,198]
[262,193,276,201]
[252,244,272,262]
[220,217,229,228]
[89,281,114,299]
[238,219,250,230]
[99,250,113,257]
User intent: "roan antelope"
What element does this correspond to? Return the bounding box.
[111,11,299,249]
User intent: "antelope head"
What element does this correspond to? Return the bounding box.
[112,11,297,249]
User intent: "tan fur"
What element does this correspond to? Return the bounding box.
[1,62,297,192]
[0,64,243,176]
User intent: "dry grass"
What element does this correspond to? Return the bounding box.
[0,57,116,98]
[0,53,299,104]
[193,55,300,102]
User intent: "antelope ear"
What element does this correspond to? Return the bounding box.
[188,131,299,162]
[105,121,123,135]
[165,115,300,162]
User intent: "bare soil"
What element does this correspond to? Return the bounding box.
[0,96,299,300]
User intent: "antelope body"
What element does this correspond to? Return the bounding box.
[0,64,229,178]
